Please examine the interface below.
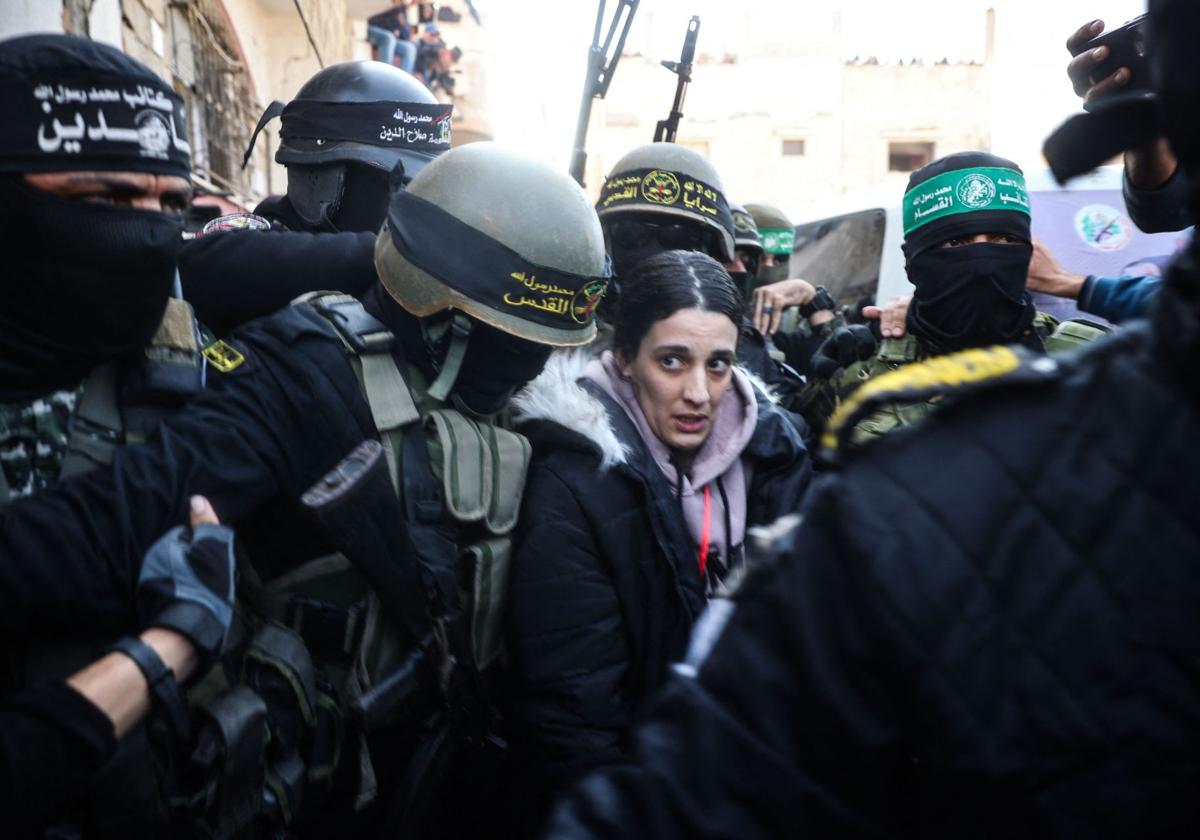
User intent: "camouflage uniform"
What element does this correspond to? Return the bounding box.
[807,312,1108,450]
[0,387,81,499]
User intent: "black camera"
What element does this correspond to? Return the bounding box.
[1083,15,1149,96]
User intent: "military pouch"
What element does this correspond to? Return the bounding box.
[1044,317,1111,353]
[241,623,319,825]
[130,297,205,402]
[423,408,531,536]
[243,623,318,734]
[189,685,269,835]
[460,538,513,672]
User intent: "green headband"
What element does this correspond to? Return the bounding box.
[902,166,1030,235]
[759,227,794,255]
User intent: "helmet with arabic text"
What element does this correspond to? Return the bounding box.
[596,142,735,262]
[242,61,451,231]
[375,143,612,347]
[730,202,763,256]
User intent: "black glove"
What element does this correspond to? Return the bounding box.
[810,324,879,380]
[798,285,837,319]
[137,523,237,665]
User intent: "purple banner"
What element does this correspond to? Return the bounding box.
[1028,188,1192,323]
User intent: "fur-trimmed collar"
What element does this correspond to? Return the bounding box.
[511,348,779,470]
[511,349,630,468]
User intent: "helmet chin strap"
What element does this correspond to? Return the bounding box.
[425,311,473,402]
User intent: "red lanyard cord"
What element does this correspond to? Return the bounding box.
[698,484,712,577]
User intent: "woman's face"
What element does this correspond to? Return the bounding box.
[619,307,739,452]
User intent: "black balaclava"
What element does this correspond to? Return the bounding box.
[285,161,392,232]
[362,283,551,418]
[0,34,190,400]
[452,324,552,418]
[0,178,181,398]
[602,211,723,325]
[901,151,1036,353]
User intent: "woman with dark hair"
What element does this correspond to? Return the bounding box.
[505,249,813,818]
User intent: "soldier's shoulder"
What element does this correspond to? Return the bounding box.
[821,344,1065,463]
[201,303,346,377]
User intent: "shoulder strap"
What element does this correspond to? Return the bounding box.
[302,293,421,486]
[821,344,1061,463]
[60,362,123,479]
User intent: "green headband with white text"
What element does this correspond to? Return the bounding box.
[758,227,794,255]
[902,166,1030,235]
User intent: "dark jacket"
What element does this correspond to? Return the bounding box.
[548,284,1200,838]
[1123,166,1194,233]
[2,683,116,837]
[0,301,384,836]
[505,353,812,812]
[180,228,376,335]
[0,303,377,640]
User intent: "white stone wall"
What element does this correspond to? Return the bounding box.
[574,6,993,222]
[0,0,64,39]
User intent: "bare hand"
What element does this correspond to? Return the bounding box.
[1066,20,1130,105]
[862,294,911,339]
[752,278,816,335]
[1026,239,1086,299]
[189,495,219,529]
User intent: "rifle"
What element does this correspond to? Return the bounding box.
[569,0,641,186]
[301,439,435,728]
[654,15,701,143]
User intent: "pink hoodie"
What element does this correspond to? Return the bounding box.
[585,351,758,589]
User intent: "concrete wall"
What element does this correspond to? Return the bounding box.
[580,7,993,221]
[0,0,64,39]
[209,0,354,196]
[839,61,992,195]
[120,0,170,80]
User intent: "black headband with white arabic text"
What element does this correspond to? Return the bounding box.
[387,190,611,331]
[0,76,189,177]
[282,100,453,152]
[598,167,734,235]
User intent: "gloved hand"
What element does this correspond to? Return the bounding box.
[138,496,236,666]
[810,324,879,380]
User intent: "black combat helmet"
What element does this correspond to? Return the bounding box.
[243,61,453,231]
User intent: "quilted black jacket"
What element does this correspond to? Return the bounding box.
[549,286,1200,838]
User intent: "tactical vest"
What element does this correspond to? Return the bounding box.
[181,293,530,836]
[0,297,205,837]
[829,312,1109,449]
[0,298,204,505]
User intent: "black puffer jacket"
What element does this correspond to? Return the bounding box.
[549,282,1200,838]
[505,352,812,813]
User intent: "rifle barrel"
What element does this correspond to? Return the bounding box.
[653,15,701,144]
